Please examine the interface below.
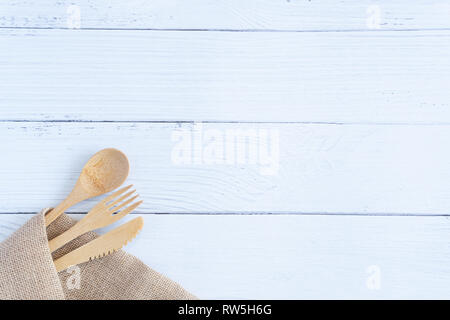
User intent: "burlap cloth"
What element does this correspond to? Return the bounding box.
[0,209,196,300]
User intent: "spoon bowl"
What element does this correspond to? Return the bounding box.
[80,148,129,196]
[45,148,129,226]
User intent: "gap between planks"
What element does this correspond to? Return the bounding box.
[5,120,450,126]
[1,212,449,217]
[2,26,450,33]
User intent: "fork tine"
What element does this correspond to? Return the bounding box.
[104,185,133,203]
[110,200,143,224]
[110,195,139,213]
[107,190,136,209]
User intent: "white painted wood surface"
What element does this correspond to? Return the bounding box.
[1,1,450,299]
[1,0,450,31]
[2,122,450,214]
[1,29,449,122]
[1,214,449,299]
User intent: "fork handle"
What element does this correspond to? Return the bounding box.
[48,222,86,253]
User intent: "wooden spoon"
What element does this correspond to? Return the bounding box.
[45,148,129,226]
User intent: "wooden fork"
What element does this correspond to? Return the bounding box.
[48,185,143,253]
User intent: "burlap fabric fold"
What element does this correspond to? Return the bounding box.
[0,209,196,300]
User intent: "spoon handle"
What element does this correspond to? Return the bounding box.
[45,197,77,227]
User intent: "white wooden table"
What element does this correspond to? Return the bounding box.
[1,1,450,299]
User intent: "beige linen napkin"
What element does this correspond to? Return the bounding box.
[0,209,196,300]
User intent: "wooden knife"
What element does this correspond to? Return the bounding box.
[53,217,144,272]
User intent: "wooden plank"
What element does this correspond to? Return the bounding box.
[1,29,449,123]
[1,0,450,31]
[1,122,450,214]
[0,213,449,299]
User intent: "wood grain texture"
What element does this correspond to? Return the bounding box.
[1,122,450,215]
[0,28,449,123]
[1,0,450,300]
[1,0,450,31]
[1,213,449,299]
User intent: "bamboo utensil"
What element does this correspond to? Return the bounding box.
[45,148,130,227]
[48,185,142,253]
[53,217,144,272]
